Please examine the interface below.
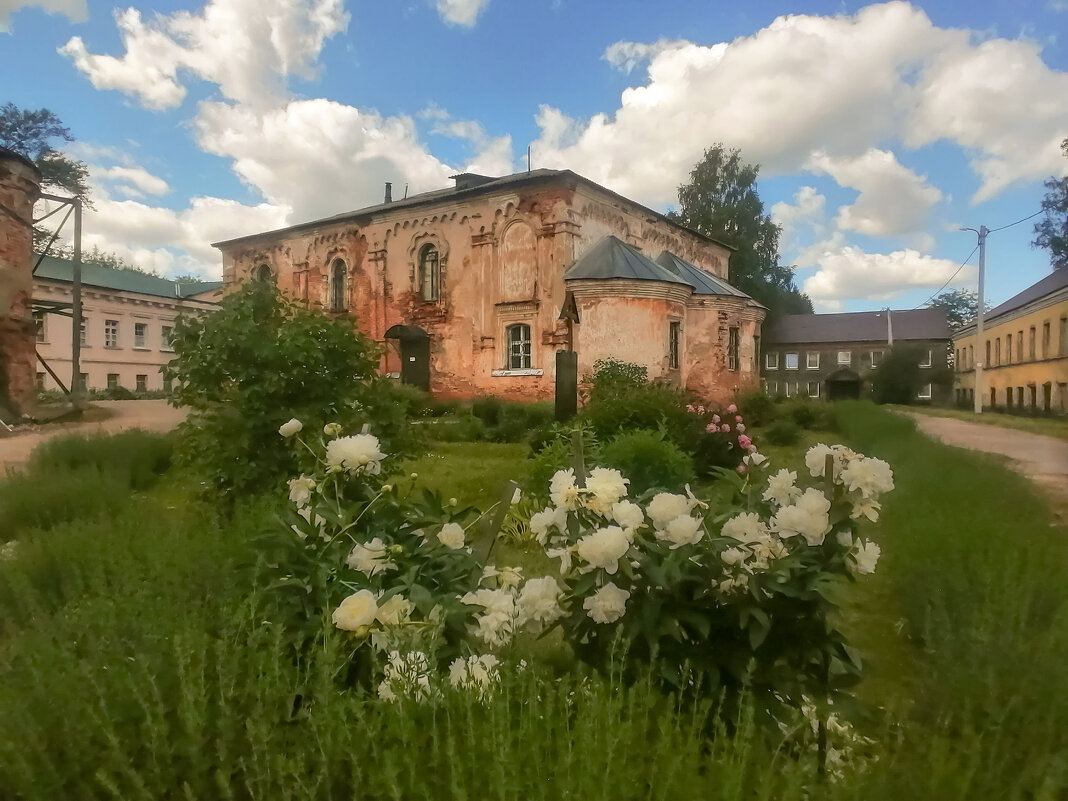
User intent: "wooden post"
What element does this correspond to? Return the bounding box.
[571,429,586,488]
[555,350,578,422]
[817,451,834,779]
[479,479,520,563]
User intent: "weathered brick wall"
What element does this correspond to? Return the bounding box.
[0,150,41,417]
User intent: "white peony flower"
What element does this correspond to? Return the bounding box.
[584,467,630,516]
[611,500,645,531]
[805,444,857,479]
[530,506,568,544]
[721,512,770,544]
[762,469,801,507]
[840,457,895,500]
[646,492,692,529]
[835,531,853,548]
[332,590,378,631]
[461,589,517,647]
[721,546,748,566]
[656,514,704,549]
[323,422,343,438]
[547,546,574,576]
[482,564,524,589]
[294,505,328,541]
[742,452,767,467]
[325,434,387,475]
[852,540,881,575]
[772,488,832,546]
[287,475,316,507]
[278,418,303,437]
[376,594,413,626]
[583,582,631,624]
[549,468,582,510]
[449,654,500,696]
[346,537,395,576]
[511,488,522,505]
[437,522,466,550]
[379,650,433,702]
[517,576,564,628]
[576,525,631,574]
[850,498,882,522]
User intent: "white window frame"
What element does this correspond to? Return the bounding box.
[918,383,933,399]
[837,350,852,366]
[34,312,46,343]
[784,382,793,397]
[134,322,147,349]
[919,349,932,368]
[506,323,532,370]
[727,326,739,372]
[808,381,820,398]
[765,352,779,370]
[161,325,174,352]
[135,374,148,392]
[806,352,820,369]
[105,319,120,349]
[870,350,882,367]
[784,352,799,370]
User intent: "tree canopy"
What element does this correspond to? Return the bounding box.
[1032,138,1068,271]
[926,289,978,332]
[0,103,90,202]
[671,144,812,317]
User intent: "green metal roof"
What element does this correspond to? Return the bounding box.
[33,254,222,300]
[654,251,752,298]
[564,236,692,286]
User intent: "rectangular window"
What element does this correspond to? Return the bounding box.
[837,351,852,366]
[1043,322,1051,358]
[107,373,119,390]
[784,381,793,397]
[1060,318,1068,356]
[727,327,739,371]
[985,339,991,366]
[806,352,820,369]
[766,380,777,396]
[134,322,147,348]
[808,381,820,398]
[79,319,87,346]
[994,340,1001,367]
[668,321,681,370]
[161,325,174,351]
[162,374,173,394]
[1006,334,1013,364]
[507,323,532,370]
[1029,327,1036,361]
[34,312,46,343]
[785,352,799,370]
[918,383,932,399]
[1017,331,1024,361]
[105,319,119,349]
[765,352,779,370]
[870,350,882,367]
[136,374,147,392]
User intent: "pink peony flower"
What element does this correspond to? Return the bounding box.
[712,414,721,424]
[686,404,695,413]
[738,434,752,449]
[705,423,716,433]
[736,423,746,433]
[735,415,743,423]
[697,405,706,415]
[721,424,731,433]
[736,465,746,473]
[727,404,738,414]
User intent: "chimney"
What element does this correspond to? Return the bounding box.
[384,182,393,203]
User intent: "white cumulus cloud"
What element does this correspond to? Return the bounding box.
[94,165,171,198]
[436,0,490,26]
[0,0,86,32]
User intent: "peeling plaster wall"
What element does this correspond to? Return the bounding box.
[218,176,761,401]
[0,152,41,416]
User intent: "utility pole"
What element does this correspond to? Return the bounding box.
[962,225,988,414]
[71,198,83,411]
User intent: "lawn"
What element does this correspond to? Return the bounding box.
[893,402,1068,440]
[0,410,1065,798]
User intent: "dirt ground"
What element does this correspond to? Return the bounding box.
[900,410,1068,521]
[0,400,187,473]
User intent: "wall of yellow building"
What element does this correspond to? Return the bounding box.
[952,295,1068,411]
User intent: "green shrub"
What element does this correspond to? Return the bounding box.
[0,467,131,536]
[471,396,504,426]
[525,422,604,498]
[423,413,486,442]
[736,389,778,426]
[600,429,694,494]
[383,382,431,416]
[583,357,649,404]
[27,430,172,490]
[581,380,697,450]
[780,398,835,431]
[490,402,555,443]
[425,398,461,417]
[765,418,801,445]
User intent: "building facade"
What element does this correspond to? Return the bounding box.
[762,308,951,401]
[954,270,1068,412]
[33,255,220,394]
[213,169,766,404]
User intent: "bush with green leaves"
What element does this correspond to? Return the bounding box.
[600,429,694,494]
[766,418,802,446]
[736,388,778,427]
[581,357,649,404]
[163,281,407,497]
[870,345,952,405]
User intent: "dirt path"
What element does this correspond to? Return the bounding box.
[0,400,187,473]
[900,411,1068,519]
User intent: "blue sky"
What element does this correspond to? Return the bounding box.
[2,0,1066,312]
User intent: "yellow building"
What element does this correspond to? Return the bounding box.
[953,270,1068,412]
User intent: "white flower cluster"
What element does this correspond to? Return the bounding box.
[448,654,500,697]
[325,434,387,476]
[378,650,433,703]
[331,589,412,636]
[803,444,895,523]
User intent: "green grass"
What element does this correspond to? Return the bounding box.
[400,440,531,509]
[892,402,1068,440]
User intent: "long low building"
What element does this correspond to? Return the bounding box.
[32,255,220,394]
[954,270,1068,412]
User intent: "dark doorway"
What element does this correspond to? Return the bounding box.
[825,367,861,401]
[384,325,431,391]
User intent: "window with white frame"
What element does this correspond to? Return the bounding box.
[765,352,779,370]
[34,312,46,342]
[808,381,820,398]
[727,327,739,371]
[784,382,793,397]
[79,319,87,346]
[506,323,531,369]
[918,383,932,399]
[806,352,819,369]
[161,325,173,351]
[919,349,932,368]
[107,373,119,390]
[105,319,119,349]
[765,380,776,395]
[870,350,882,367]
[134,322,147,348]
[136,374,148,392]
[785,352,799,370]
[837,350,852,366]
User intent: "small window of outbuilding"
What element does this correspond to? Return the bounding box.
[419,245,440,302]
[669,321,681,369]
[253,264,273,282]
[507,324,531,369]
[728,327,739,371]
[331,259,347,311]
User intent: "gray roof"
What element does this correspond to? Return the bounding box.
[984,269,1068,323]
[654,251,751,298]
[33,254,222,300]
[564,236,692,286]
[211,169,733,251]
[767,307,950,344]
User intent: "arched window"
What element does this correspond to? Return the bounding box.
[330,258,347,311]
[253,263,273,282]
[418,244,439,302]
[507,323,532,370]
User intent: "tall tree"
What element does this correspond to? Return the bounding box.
[0,103,90,202]
[926,289,978,332]
[1032,137,1068,271]
[671,144,812,317]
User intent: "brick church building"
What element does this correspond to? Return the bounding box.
[213,169,765,403]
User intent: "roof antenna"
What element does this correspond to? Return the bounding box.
[403,183,408,199]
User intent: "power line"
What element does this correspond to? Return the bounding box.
[988,208,1043,233]
[914,244,978,309]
